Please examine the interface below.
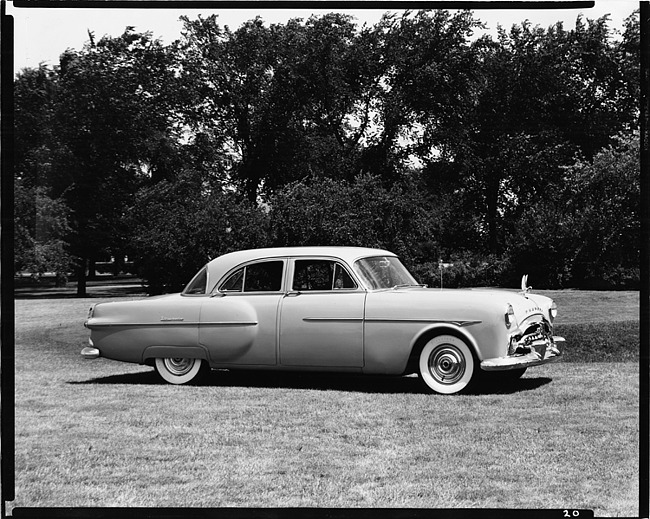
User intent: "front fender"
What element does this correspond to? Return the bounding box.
[408,323,481,361]
[363,319,485,375]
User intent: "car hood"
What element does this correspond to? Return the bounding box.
[366,287,553,325]
[466,288,553,319]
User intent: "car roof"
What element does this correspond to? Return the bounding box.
[205,246,396,290]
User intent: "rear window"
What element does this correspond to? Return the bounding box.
[183,267,207,295]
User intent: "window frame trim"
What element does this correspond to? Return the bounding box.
[213,258,287,295]
[289,257,363,293]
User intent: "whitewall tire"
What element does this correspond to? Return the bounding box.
[154,357,207,385]
[418,335,476,395]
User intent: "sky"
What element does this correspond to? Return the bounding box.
[6,0,639,73]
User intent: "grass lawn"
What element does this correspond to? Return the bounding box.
[8,291,641,515]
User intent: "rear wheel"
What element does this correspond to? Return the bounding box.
[418,335,476,395]
[154,357,208,385]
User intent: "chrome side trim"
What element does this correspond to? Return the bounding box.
[200,321,258,327]
[303,317,364,322]
[365,318,482,327]
[86,321,258,328]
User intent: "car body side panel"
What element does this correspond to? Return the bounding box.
[86,294,202,364]
[199,294,281,365]
[362,289,514,374]
[279,291,365,367]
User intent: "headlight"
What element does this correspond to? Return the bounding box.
[505,304,515,329]
[549,301,558,322]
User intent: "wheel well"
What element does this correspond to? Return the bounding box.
[404,327,477,375]
[142,345,209,366]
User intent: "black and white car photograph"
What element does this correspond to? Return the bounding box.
[4,1,644,517]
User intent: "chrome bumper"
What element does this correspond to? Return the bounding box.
[480,336,564,371]
[81,347,100,359]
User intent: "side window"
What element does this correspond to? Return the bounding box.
[333,263,356,289]
[220,261,284,293]
[293,260,357,291]
[221,268,244,292]
[244,261,284,292]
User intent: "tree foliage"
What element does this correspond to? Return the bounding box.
[14,9,640,292]
[507,133,640,289]
[426,13,640,255]
[14,182,73,284]
[268,173,438,266]
[562,133,640,288]
[51,28,182,294]
[128,171,271,294]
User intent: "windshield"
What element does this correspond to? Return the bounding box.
[353,256,419,290]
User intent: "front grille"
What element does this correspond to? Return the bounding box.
[509,320,553,356]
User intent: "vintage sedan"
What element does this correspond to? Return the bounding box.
[82,247,564,394]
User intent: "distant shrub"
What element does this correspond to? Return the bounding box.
[554,320,639,362]
[411,253,512,288]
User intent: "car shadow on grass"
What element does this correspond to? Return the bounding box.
[70,369,553,395]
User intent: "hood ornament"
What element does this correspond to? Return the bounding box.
[521,274,532,296]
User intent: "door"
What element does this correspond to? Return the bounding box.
[279,259,365,367]
[199,260,285,365]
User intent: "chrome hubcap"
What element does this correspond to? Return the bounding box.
[428,346,465,385]
[163,357,194,376]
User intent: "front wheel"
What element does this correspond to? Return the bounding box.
[154,357,208,385]
[418,335,476,395]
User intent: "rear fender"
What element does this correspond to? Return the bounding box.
[142,345,209,365]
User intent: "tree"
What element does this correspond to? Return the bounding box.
[563,133,640,288]
[359,10,483,182]
[426,13,640,254]
[14,65,59,189]
[616,9,640,126]
[128,171,271,294]
[14,9,639,293]
[14,66,75,284]
[51,28,182,295]
[176,13,386,202]
[268,173,438,267]
[14,182,73,284]
[507,133,640,289]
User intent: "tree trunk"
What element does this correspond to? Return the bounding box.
[87,258,97,281]
[485,175,500,254]
[76,258,88,297]
[245,171,260,204]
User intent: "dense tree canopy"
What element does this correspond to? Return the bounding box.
[14,9,641,292]
[129,171,271,294]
